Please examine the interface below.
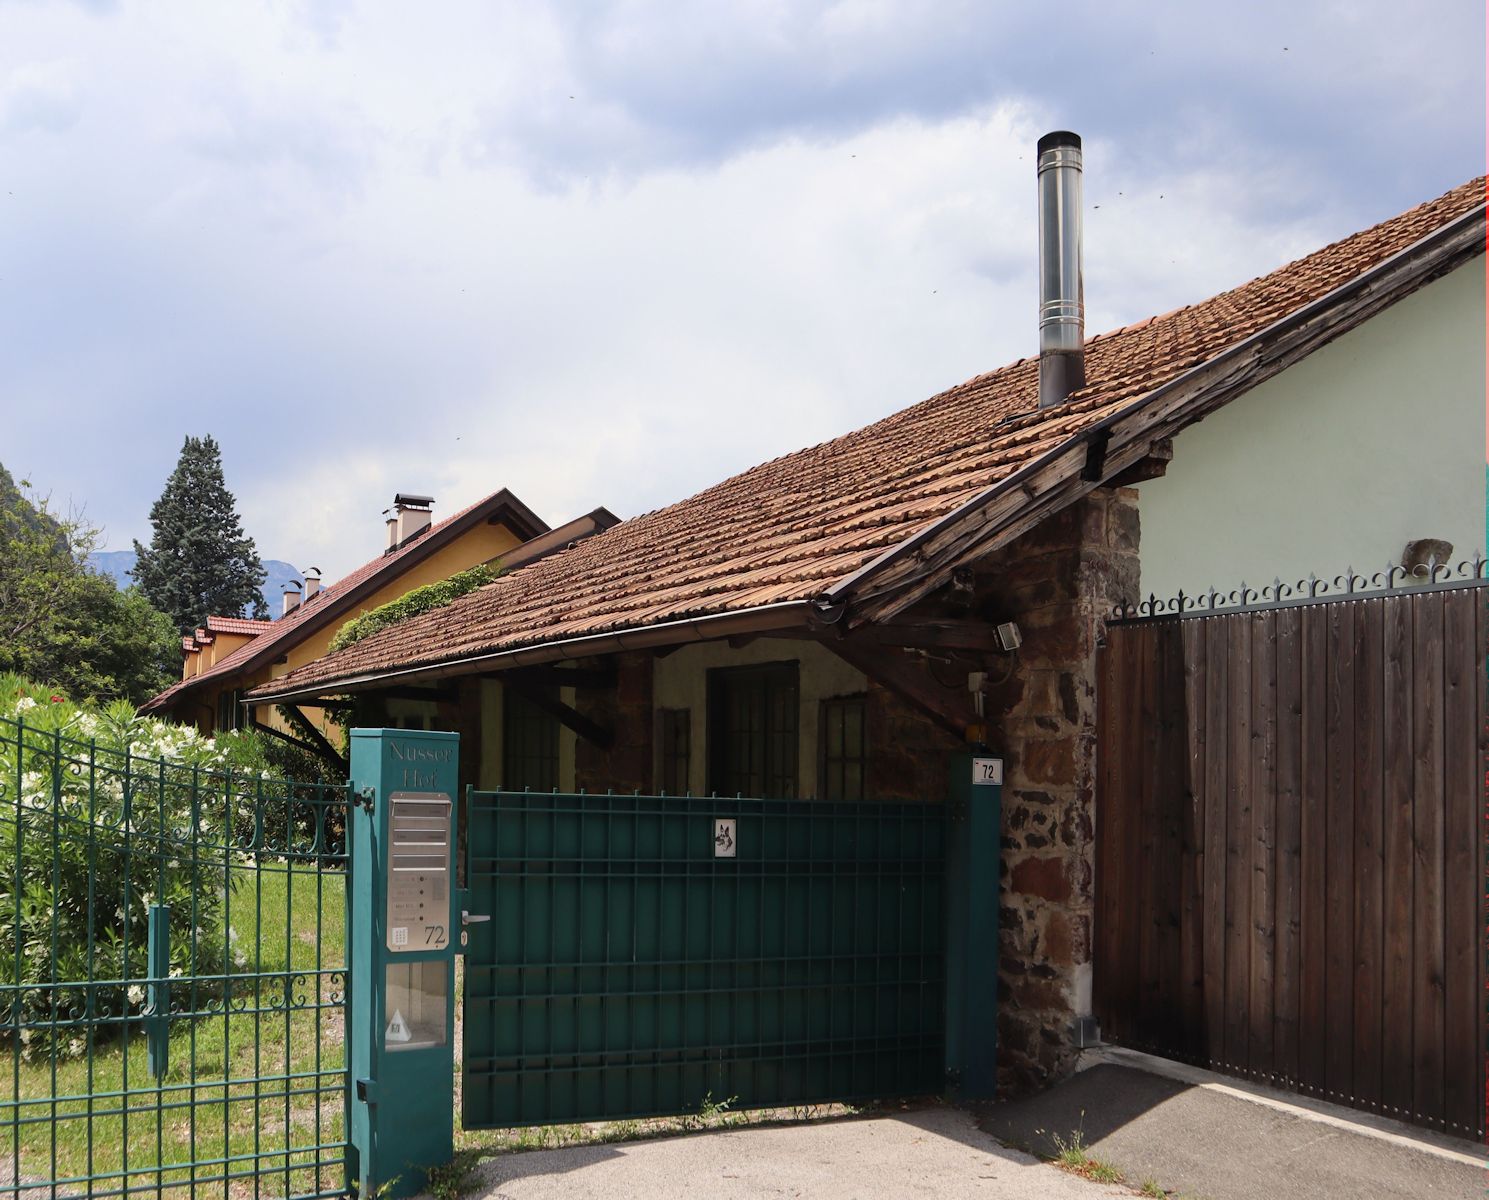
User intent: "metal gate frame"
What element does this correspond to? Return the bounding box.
[0,715,352,1199]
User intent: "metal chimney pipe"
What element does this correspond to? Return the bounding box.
[1037,130,1086,408]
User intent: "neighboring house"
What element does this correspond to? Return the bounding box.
[143,488,619,752]
[246,152,1485,1128]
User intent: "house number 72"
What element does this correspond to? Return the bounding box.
[972,758,1003,786]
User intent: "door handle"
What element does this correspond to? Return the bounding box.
[462,910,490,925]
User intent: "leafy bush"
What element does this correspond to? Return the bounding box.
[0,676,272,1055]
[327,563,498,654]
[0,467,179,703]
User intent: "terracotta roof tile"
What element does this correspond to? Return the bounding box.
[204,616,275,636]
[253,178,1486,699]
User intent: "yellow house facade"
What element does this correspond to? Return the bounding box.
[143,490,617,753]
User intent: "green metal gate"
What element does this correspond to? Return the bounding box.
[462,789,945,1128]
[0,715,351,1199]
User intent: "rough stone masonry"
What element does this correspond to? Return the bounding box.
[977,486,1140,1094]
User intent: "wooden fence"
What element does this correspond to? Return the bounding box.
[1093,581,1486,1139]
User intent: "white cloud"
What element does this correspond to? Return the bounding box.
[0,58,80,135]
[0,0,1479,582]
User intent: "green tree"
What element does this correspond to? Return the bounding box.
[132,435,269,630]
[0,467,178,703]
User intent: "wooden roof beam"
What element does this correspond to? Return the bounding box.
[821,639,980,740]
[503,678,613,749]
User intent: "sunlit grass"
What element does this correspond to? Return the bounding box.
[0,863,347,1200]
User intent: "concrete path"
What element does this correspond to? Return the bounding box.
[980,1061,1487,1200]
[458,1106,1125,1200]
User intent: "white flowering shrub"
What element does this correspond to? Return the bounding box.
[0,675,274,1055]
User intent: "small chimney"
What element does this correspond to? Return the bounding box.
[1037,130,1086,409]
[302,568,322,601]
[282,584,302,617]
[385,493,434,550]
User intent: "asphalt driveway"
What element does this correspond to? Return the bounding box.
[440,1054,1488,1199]
[980,1060,1486,1200]
[455,1106,1124,1200]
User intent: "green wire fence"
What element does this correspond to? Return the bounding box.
[0,715,351,1199]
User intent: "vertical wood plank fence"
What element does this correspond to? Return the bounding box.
[1094,579,1486,1139]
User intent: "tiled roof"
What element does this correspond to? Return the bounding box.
[181,637,197,652]
[139,487,549,713]
[250,177,1486,701]
[205,616,275,637]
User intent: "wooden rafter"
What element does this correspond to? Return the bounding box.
[503,663,616,690]
[278,705,347,770]
[838,619,1007,655]
[1106,437,1173,487]
[503,679,613,749]
[820,639,979,739]
[252,719,344,772]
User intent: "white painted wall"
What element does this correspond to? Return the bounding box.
[1137,261,1486,602]
[652,638,868,797]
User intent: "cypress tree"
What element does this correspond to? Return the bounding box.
[132,435,269,631]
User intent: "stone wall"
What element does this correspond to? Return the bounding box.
[975,487,1140,1093]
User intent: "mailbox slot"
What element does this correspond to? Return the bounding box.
[385,793,451,953]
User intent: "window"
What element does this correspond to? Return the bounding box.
[820,694,867,801]
[707,663,799,798]
[658,708,691,795]
[216,689,243,732]
[502,688,559,791]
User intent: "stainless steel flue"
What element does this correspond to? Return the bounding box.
[1037,131,1085,408]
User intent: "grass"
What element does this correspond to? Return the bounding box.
[452,1093,863,1166]
[2,857,901,1200]
[1,861,347,1199]
[1049,1125,1124,1186]
[423,1148,484,1200]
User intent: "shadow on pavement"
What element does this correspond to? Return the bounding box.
[976,1063,1484,1200]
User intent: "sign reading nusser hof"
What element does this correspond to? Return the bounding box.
[386,792,451,952]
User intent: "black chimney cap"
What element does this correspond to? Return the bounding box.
[1037,130,1082,154]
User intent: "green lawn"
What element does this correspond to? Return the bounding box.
[1,863,347,1200]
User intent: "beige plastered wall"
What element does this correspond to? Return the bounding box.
[1137,261,1487,602]
[652,638,868,798]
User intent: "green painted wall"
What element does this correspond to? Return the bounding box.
[1137,260,1486,602]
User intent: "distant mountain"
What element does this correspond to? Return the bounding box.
[87,551,303,619]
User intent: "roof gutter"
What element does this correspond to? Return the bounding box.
[816,200,1486,612]
[244,599,816,706]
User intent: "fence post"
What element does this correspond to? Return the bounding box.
[347,728,460,1199]
[944,750,1002,1100]
[145,904,170,1080]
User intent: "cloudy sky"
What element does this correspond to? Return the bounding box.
[2,1,1483,579]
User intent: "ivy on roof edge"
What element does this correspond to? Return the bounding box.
[327,563,499,655]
